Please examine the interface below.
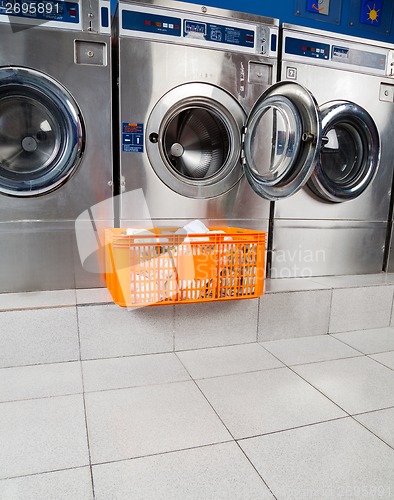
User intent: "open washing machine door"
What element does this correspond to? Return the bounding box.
[0,67,84,197]
[307,101,380,202]
[242,81,322,200]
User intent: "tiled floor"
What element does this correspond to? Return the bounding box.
[1,321,394,499]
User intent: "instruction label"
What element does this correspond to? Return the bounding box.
[122,122,144,153]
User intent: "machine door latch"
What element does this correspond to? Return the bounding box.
[387,51,394,78]
[240,126,248,165]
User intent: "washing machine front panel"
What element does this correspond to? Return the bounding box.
[118,33,278,222]
[275,29,394,223]
[0,24,113,221]
[271,25,394,277]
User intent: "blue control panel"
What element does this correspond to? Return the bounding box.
[285,36,330,60]
[184,19,254,47]
[122,10,255,48]
[122,10,182,37]
[0,1,79,23]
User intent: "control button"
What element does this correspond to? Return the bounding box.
[380,84,394,102]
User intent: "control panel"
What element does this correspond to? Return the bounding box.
[120,4,278,56]
[283,33,388,76]
[0,0,110,33]
[285,36,329,60]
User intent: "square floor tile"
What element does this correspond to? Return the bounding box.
[0,395,89,479]
[85,381,231,464]
[78,305,174,360]
[0,362,82,402]
[258,290,332,341]
[82,353,190,392]
[93,442,274,500]
[354,407,394,448]
[239,418,394,500]
[329,286,394,333]
[177,343,283,379]
[0,308,79,368]
[174,299,259,350]
[293,356,394,414]
[332,327,394,354]
[261,335,361,366]
[197,368,345,439]
[0,467,93,500]
[370,351,394,370]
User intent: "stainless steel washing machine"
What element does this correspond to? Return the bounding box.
[0,0,113,292]
[271,24,394,278]
[115,0,323,240]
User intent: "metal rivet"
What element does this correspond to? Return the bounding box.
[201,6,207,13]
[87,51,94,57]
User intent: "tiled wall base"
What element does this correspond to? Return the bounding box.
[1,274,394,366]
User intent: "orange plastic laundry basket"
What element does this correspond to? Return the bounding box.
[105,227,266,307]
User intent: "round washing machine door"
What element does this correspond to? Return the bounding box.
[0,67,84,197]
[307,101,380,202]
[146,82,246,199]
[243,81,322,201]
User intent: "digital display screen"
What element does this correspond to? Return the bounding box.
[0,1,79,23]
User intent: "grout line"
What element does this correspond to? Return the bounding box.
[258,345,353,418]
[255,297,261,343]
[174,351,278,499]
[327,335,370,356]
[0,465,91,483]
[257,343,364,368]
[234,440,278,500]
[81,377,193,396]
[350,415,394,453]
[352,404,394,417]
[77,302,113,308]
[0,340,262,371]
[327,287,334,334]
[90,440,234,468]
[172,305,176,352]
[366,353,394,372]
[0,304,76,313]
[389,286,394,326]
[236,415,350,443]
[76,306,96,500]
[0,359,81,371]
[0,391,84,406]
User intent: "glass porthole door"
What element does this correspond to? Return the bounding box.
[243,81,322,200]
[146,82,246,199]
[307,101,380,202]
[0,66,84,197]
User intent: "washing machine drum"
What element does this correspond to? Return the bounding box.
[0,67,84,197]
[308,101,380,202]
[163,107,230,180]
[146,83,245,200]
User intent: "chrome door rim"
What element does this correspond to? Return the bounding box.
[243,81,322,201]
[0,66,84,197]
[308,100,380,203]
[146,82,245,199]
